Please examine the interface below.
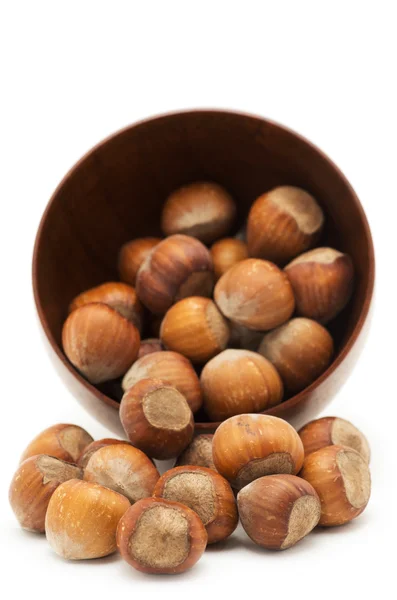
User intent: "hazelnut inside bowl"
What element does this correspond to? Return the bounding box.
[33,110,374,435]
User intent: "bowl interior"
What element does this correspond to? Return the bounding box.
[33,110,374,426]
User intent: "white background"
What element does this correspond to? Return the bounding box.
[0,1,395,598]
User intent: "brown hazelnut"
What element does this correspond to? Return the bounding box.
[45,479,130,559]
[160,297,230,363]
[237,474,321,550]
[20,423,93,464]
[153,466,238,544]
[212,414,304,490]
[176,434,216,471]
[136,234,214,315]
[200,349,283,421]
[138,338,163,359]
[84,443,159,503]
[68,282,144,331]
[228,322,263,351]
[9,455,83,532]
[285,247,354,323]
[247,186,324,264]
[161,182,236,244]
[62,303,140,384]
[118,237,162,286]
[120,378,194,459]
[117,497,207,574]
[122,350,202,413]
[77,438,130,468]
[210,238,249,280]
[300,445,371,526]
[299,417,370,462]
[214,258,295,331]
[258,318,334,394]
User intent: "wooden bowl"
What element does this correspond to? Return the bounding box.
[33,110,374,435]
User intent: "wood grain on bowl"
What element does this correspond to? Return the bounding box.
[32,110,375,433]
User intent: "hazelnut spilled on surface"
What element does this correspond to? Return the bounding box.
[212,414,304,489]
[238,475,321,550]
[117,497,207,574]
[298,417,370,462]
[20,423,93,464]
[153,465,238,544]
[176,434,216,471]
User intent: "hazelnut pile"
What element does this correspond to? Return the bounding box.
[10,181,366,573]
[61,181,354,435]
[9,414,371,573]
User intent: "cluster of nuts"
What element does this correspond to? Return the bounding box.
[62,181,354,443]
[9,413,371,573]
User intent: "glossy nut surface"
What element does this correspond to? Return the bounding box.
[68,281,144,331]
[214,258,295,331]
[84,443,159,503]
[300,445,371,526]
[45,479,130,559]
[122,350,202,413]
[258,318,334,394]
[160,297,229,363]
[247,186,324,265]
[201,349,283,421]
[212,414,304,489]
[161,182,236,244]
[77,438,130,468]
[117,497,207,574]
[9,455,82,532]
[118,237,161,287]
[136,234,214,315]
[238,474,321,549]
[299,417,370,462]
[210,238,249,280]
[120,378,194,459]
[20,423,93,464]
[285,247,354,323]
[153,465,238,544]
[62,303,140,384]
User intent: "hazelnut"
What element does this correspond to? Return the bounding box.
[200,349,283,421]
[210,238,249,280]
[120,378,194,459]
[228,322,263,352]
[212,414,304,490]
[300,445,371,526]
[9,455,82,532]
[138,338,163,359]
[258,318,334,394]
[153,466,238,544]
[247,186,324,264]
[45,479,130,559]
[122,350,202,413]
[77,438,130,468]
[237,475,321,550]
[118,237,162,286]
[62,303,140,384]
[214,258,295,331]
[84,443,159,503]
[117,497,207,574]
[136,234,214,315]
[160,297,230,363]
[68,282,144,331]
[176,434,216,471]
[20,423,93,464]
[285,247,354,323]
[299,417,370,462]
[161,182,236,244]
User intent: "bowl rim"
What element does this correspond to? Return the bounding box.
[32,108,375,430]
